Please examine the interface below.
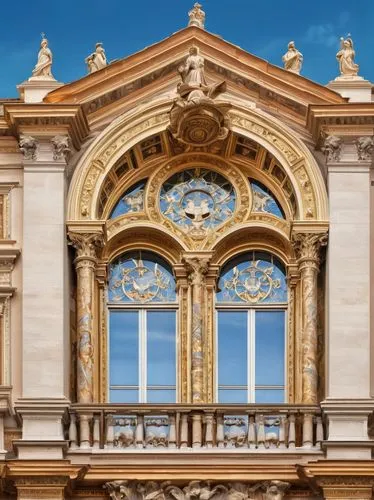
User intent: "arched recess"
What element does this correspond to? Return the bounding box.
[67,98,328,224]
[67,96,329,405]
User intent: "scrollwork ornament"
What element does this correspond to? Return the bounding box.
[68,232,104,261]
[19,134,38,160]
[355,136,374,161]
[321,135,342,162]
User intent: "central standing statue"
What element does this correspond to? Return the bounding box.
[31,36,54,79]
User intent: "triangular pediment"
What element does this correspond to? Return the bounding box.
[44,27,346,130]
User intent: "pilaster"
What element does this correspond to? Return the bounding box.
[321,133,374,459]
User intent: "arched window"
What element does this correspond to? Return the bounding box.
[108,251,177,403]
[250,179,285,219]
[216,251,287,403]
[110,180,146,219]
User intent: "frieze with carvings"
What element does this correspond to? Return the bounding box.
[104,480,290,500]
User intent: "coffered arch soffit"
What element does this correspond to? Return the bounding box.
[67,100,329,240]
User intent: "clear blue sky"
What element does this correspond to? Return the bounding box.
[0,0,373,98]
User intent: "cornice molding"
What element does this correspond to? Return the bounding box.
[3,103,89,150]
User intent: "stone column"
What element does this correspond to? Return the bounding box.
[184,253,211,403]
[68,231,104,403]
[292,232,327,404]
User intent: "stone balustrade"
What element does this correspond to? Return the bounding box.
[67,404,324,452]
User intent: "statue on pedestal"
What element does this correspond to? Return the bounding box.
[85,43,107,74]
[188,3,205,29]
[282,41,303,74]
[336,37,359,77]
[31,35,54,79]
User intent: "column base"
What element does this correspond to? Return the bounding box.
[321,399,374,459]
[14,398,70,460]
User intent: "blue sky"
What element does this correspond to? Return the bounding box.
[0,0,373,97]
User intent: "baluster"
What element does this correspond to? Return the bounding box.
[257,415,265,449]
[279,415,286,449]
[288,413,296,448]
[247,415,256,449]
[205,413,214,449]
[180,413,188,448]
[136,415,144,449]
[302,413,313,449]
[192,413,202,448]
[69,413,78,450]
[168,413,177,449]
[105,414,114,448]
[216,413,224,449]
[93,414,100,449]
[315,415,324,449]
[80,414,91,449]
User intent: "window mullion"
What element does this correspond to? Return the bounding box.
[248,310,255,403]
[139,310,147,403]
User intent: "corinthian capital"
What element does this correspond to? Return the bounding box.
[19,134,38,160]
[292,232,328,264]
[184,254,210,286]
[68,231,104,260]
[356,136,374,161]
[51,135,71,161]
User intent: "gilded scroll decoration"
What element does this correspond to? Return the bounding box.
[108,252,176,304]
[217,253,287,304]
[160,168,235,239]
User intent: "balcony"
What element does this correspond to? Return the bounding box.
[67,404,325,456]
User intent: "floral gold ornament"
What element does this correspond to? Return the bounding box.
[109,253,176,303]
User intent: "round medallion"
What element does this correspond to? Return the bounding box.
[160,169,235,238]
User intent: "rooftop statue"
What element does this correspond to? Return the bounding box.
[188,3,205,29]
[336,37,359,77]
[282,41,303,75]
[31,35,54,79]
[85,42,107,74]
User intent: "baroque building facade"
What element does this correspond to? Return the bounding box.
[0,5,373,499]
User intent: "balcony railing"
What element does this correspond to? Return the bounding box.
[67,404,324,452]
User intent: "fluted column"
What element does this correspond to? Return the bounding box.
[69,231,103,403]
[184,253,211,403]
[293,232,327,404]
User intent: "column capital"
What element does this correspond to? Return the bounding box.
[68,226,105,263]
[292,231,328,267]
[183,252,213,286]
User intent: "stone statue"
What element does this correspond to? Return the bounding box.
[85,42,107,74]
[282,41,303,74]
[336,37,359,77]
[31,36,54,79]
[178,46,207,89]
[188,3,205,29]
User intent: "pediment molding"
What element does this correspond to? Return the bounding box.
[44,27,345,131]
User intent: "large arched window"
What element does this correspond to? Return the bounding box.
[216,252,287,403]
[108,251,177,403]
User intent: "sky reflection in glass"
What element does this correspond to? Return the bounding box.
[251,180,285,219]
[110,180,146,219]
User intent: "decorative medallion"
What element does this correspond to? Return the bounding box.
[217,253,287,304]
[160,169,235,238]
[108,253,176,303]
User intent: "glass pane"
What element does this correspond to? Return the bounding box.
[255,389,285,403]
[110,389,139,403]
[255,311,285,385]
[218,311,247,387]
[216,252,287,304]
[108,251,176,304]
[147,310,176,386]
[109,310,138,386]
[251,180,285,219]
[218,390,247,403]
[147,390,176,403]
[110,180,146,218]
